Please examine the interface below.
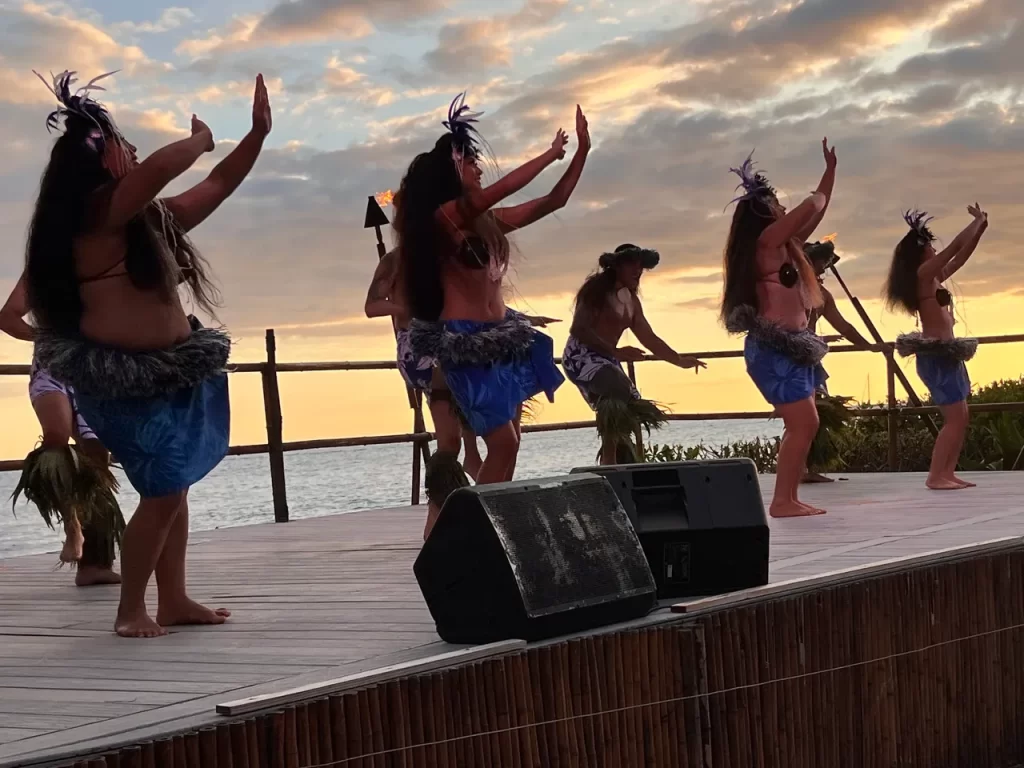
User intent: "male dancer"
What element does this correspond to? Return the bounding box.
[802,239,871,483]
[564,244,705,463]
[2,273,123,584]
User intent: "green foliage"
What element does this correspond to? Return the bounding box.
[644,377,1024,473]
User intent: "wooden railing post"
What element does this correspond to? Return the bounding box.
[410,391,426,506]
[886,349,898,471]
[262,329,290,523]
[627,361,645,460]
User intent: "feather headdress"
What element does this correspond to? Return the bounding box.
[903,209,935,245]
[442,92,484,159]
[33,69,121,149]
[727,151,777,208]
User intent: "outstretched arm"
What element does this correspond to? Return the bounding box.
[796,138,837,242]
[99,118,213,231]
[493,106,590,234]
[163,75,272,232]
[631,300,705,370]
[820,288,870,348]
[940,205,988,281]
[919,204,987,283]
[0,274,35,342]
[439,132,567,229]
[364,251,403,318]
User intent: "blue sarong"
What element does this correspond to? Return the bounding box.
[916,355,970,406]
[396,328,434,391]
[745,335,827,406]
[75,375,230,497]
[440,319,564,436]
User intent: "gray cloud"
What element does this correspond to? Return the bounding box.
[252,0,448,43]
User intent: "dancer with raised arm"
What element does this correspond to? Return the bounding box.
[27,70,272,637]
[564,244,705,463]
[1,274,123,585]
[397,94,588,537]
[886,205,988,490]
[721,140,836,518]
[802,239,871,483]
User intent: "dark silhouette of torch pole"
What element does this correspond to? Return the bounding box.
[364,196,433,474]
[829,264,939,438]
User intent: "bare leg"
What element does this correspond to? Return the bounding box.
[75,438,122,586]
[771,397,825,518]
[154,493,231,626]
[503,407,524,482]
[425,391,464,541]
[927,401,971,490]
[462,429,482,481]
[114,491,185,638]
[599,436,618,465]
[477,423,519,486]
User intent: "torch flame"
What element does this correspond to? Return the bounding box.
[822,232,838,243]
[375,189,395,208]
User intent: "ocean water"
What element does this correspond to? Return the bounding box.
[0,419,781,559]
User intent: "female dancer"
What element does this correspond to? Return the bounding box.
[397,94,588,537]
[1,274,122,585]
[721,140,836,518]
[564,243,705,463]
[27,70,271,637]
[886,205,988,490]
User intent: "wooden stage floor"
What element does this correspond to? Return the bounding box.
[1,471,1021,765]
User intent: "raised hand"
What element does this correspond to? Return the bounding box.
[576,105,590,152]
[822,137,837,170]
[252,74,272,137]
[967,202,987,222]
[191,115,214,152]
[529,316,562,328]
[550,128,568,160]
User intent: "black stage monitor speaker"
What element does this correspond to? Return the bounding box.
[570,460,769,600]
[414,474,657,644]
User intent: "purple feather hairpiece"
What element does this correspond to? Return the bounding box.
[903,209,935,245]
[727,150,777,208]
[34,69,122,150]
[442,92,484,158]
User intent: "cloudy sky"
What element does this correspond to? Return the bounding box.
[1,0,1022,456]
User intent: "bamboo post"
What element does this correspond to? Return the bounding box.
[263,329,289,523]
[411,392,425,506]
[626,361,645,460]
[886,351,898,471]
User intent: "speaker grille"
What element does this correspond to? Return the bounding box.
[482,478,654,618]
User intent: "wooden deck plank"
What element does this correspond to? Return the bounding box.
[0,472,1021,766]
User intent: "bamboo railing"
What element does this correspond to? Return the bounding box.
[1,331,1023,522]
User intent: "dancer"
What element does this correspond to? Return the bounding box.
[886,205,988,490]
[397,94,587,536]
[1,274,123,585]
[802,239,870,483]
[27,70,271,637]
[564,244,705,463]
[721,140,836,518]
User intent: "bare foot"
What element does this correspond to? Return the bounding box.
[801,471,835,484]
[952,475,977,488]
[60,526,84,564]
[157,597,231,627]
[926,477,966,491]
[76,566,122,587]
[770,500,827,518]
[115,610,167,638]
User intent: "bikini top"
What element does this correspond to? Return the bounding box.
[759,262,799,289]
[920,287,953,308]
[451,235,508,282]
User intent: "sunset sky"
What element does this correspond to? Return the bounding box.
[1,0,1023,459]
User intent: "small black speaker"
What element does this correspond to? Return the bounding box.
[570,460,769,599]
[414,474,657,644]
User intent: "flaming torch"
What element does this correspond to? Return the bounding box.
[364,191,391,260]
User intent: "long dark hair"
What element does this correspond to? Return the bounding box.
[721,197,774,323]
[573,267,618,315]
[884,230,928,315]
[394,133,507,322]
[25,119,219,334]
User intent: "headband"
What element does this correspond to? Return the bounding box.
[34,69,122,150]
[903,209,935,245]
[442,92,483,159]
[728,150,777,208]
